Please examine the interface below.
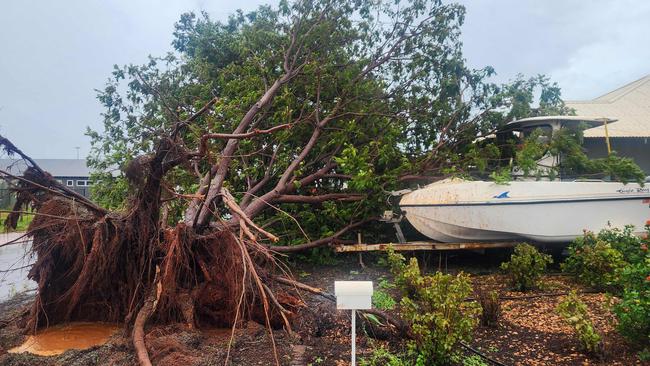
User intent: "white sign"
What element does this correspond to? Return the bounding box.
[334,281,373,366]
[334,281,373,309]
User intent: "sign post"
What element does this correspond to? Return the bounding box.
[334,281,373,366]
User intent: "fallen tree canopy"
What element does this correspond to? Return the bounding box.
[87,0,574,255]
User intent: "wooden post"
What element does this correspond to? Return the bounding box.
[357,232,365,268]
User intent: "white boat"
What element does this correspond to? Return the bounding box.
[399,116,650,243]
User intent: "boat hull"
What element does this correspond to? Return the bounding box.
[399,179,650,243]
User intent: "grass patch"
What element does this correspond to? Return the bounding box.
[0,211,33,232]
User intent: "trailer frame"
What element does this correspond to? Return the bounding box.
[334,240,517,252]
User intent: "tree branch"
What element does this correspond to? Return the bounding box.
[222,188,279,242]
[199,123,293,155]
[274,193,363,204]
[268,218,374,252]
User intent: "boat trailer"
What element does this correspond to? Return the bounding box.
[334,210,518,252]
[334,240,516,252]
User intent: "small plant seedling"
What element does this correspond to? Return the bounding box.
[371,289,396,310]
[462,355,489,366]
[378,278,396,290]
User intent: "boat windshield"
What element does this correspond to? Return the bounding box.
[521,125,553,138]
[519,125,552,142]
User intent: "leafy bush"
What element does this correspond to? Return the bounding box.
[611,258,650,351]
[477,289,501,327]
[561,232,626,291]
[387,249,481,365]
[564,227,650,355]
[613,286,650,352]
[596,226,647,264]
[489,168,512,185]
[500,243,553,291]
[556,291,603,354]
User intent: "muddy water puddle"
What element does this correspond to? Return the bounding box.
[9,322,121,356]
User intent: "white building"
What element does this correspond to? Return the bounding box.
[566,75,650,174]
[0,159,92,201]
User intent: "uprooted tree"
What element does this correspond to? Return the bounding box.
[0,0,588,365]
[86,1,575,249]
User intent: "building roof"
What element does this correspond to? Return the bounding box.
[0,159,91,177]
[565,75,650,138]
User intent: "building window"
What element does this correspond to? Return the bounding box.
[66,180,74,187]
[77,180,88,187]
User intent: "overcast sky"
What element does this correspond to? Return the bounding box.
[1,0,649,158]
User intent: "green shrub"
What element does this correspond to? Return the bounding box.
[500,243,553,291]
[478,289,501,327]
[563,226,650,354]
[596,226,646,263]
[561,232,626,291]
[387,249,481,365]
[556,291,603,354]
[611,258,650,350]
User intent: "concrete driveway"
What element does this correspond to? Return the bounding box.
[0,232,35,300]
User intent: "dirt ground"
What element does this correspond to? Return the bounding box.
[0,249,647,366]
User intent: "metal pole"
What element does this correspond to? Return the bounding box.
[603,119,612,155]
[351,309,356,366]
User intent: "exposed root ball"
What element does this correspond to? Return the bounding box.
[1,128,302,366]
[24,197,299,331]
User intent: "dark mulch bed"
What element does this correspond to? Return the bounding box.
[470,274,644,366]
[0,251,647,366]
